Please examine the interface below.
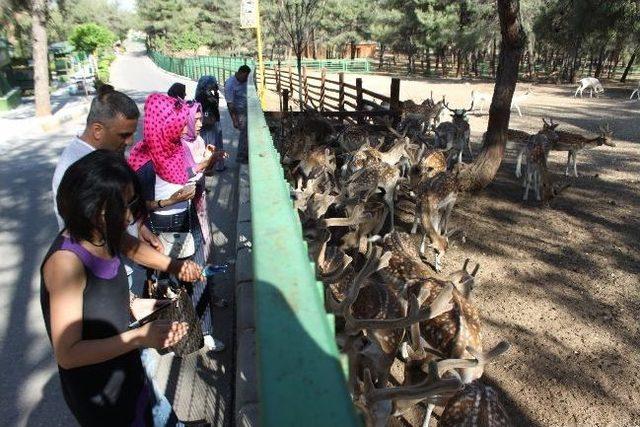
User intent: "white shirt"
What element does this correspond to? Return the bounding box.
[154,175,188,215]
[52,137,96,229]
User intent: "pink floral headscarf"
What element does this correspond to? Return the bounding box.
[128,93,190,184]
[181,101,203,169]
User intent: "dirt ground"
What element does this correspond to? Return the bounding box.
[266,76,640,426]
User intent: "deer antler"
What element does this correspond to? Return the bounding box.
[362,368,463,403]
[334,245,391,314]
[466,341,511,365]
[345,284,455,331]
[382,115,407,139]
[322,204,371,227]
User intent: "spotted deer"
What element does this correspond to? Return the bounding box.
[514,118,560,180]
[410,171,459,271]
[521,133,549,201]
[552,123,615,177]
[438,101,474,164]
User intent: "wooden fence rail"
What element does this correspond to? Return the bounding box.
[262,65,401,124]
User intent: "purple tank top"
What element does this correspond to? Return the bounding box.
[60,237,120,279]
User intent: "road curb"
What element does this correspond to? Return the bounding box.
[234,164,257,426]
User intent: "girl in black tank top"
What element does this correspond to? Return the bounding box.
[41,151,189,426]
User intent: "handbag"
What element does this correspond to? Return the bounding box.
[145,274,204,357]
[149,201,195,259]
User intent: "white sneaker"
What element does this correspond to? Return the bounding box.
[203,335,225,352]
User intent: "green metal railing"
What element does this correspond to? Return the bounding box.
[264,58,372,73]
[150,50,255,85]
[149,50,358,426]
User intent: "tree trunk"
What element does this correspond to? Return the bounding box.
[426,47,431,74]
[458,0,525,193]
[456,49,462,77]
[620,51,637,82]
[378,44,385,70]
[594,46,606,77]
[32,0,51,117]
[350,41,356,60]
[608,49,620,79]
[491,37,497,76]
[311,29,317,60]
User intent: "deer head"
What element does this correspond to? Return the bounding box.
[448,258,480,299]
[598,123,615,147]
[444,100,474,120]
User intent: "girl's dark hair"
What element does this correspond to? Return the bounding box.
[57,150,146,255]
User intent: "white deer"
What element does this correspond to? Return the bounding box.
[574,77,604,98]
[630,81,640,100]
[510,88,532,117]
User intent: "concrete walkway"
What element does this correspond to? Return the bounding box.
[0,41,241,426]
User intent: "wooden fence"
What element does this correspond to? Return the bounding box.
[262,65,401,124]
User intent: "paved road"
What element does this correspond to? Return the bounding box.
[0,41,240,426]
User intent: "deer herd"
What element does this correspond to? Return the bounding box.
[275,77,621,425]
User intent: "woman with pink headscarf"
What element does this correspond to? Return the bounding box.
[180,101,227,261]
[128,93,224,353]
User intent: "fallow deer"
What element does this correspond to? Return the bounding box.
[510,88,532,117]
[630,81,640,100]
[410,171,459,272]
[552,123,615,177]
[439,101,474,164]
[574,77,604,98]
[521,133,549,202]
[514,118,559,180]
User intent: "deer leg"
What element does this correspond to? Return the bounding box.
[411,211,420,234]
[523,170,531,201]
[422,403,435,427]
[434,252,442,272]
[564,153,571,176]
[516,104,522,117]
[534,169,541,201]
[383,187,395,232]
[573,153,579,177]
[466,136,473,157]
[457,146,463,164]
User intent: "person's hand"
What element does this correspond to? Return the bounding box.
[213,150,229,162]
[138,320,188,349]
[130,298,171,320]
[139,223,164,253]
[168,185,196,205]
[168,259,203,282]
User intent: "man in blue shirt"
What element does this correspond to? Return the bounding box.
[225,65,250,164]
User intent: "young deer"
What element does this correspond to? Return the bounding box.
[514,118,559,180]
[552,123,615,177]
[521,133,549,202]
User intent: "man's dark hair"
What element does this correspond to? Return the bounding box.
[167,82,186,100]
[57,150,145,256]
[86,85,140,125]
[238,65,251,74]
